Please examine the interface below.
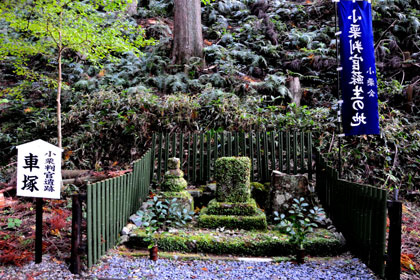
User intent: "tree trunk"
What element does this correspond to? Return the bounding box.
[57,6,63,149]
[127,0,138,16]
[287,76,302,107]
[172,0,203,65]
[57,49,62,149]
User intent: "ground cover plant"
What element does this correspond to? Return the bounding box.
[0,0,419,278]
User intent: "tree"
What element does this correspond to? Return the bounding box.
[127,0,138,15]
[171,0,204,65]
[0,0,153,148]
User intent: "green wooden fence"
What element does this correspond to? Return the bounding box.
[151,131,313,184]
[86,149,152,268]
[315,151,388,278]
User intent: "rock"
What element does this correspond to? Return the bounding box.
[167,157,181,169]
[122,227,130,235]
[270,171,310,214]
[188,189,203,198]
[127,223,137,231]
[120,234,129,243]
[206,183,217,193]
[122,224,137,235]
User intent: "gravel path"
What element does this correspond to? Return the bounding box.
[0,253,379,280]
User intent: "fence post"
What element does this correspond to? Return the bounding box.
[386,200,402,280]
[70,193,84,274]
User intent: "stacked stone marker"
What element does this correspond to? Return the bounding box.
[160,157,193,211]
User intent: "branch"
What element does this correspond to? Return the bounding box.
[45,17,59,47]
[392,143,399,170]
[374,19,397,49]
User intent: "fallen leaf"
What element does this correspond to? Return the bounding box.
[98,69,106,78]
[0,193,5,208]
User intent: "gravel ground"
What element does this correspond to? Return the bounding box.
[0,252,379,280]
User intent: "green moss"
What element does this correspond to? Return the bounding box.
[198,207,268,230]
[161,190,192,199]
[205,198,259,216]
[215,157,251,203]
[127,228,344,257]
[251,182,270,210]
[161,176,188,192]
[303,229,345,256]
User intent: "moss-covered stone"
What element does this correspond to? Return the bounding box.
[161,191,194,211]
[126,228,345,257]
[161,157,187,192]
[161,176,188,192]
[215,157,251,203]
[205,198,259,216]
[167,157,181,169]
[251,182,270,210]
[198,207,267,230]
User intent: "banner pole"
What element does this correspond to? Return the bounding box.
[334,0,343,178]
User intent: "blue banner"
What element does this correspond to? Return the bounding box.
[338,0,380,135]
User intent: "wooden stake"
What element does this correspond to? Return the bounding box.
[35,198,43,263]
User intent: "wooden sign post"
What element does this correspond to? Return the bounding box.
[16,140,63,263]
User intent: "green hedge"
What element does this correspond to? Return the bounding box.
[127,228,345,257]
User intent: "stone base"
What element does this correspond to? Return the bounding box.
[206,198,259,216]
[160,191,194,211]
[198,207,267,230]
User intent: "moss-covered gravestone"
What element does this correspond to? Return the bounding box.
[160,157,193,211]
[215,157,251,202]
[198,157,267,230]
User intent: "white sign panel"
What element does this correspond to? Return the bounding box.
[17,140,63,199]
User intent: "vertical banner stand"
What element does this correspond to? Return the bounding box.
[334,0,343,178]
[35,198,43,263]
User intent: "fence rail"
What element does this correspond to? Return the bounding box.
[86,149,152,268]
[315,151,388,278]
[151,131,313,184]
